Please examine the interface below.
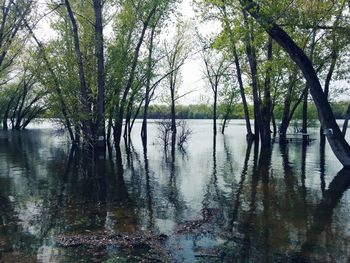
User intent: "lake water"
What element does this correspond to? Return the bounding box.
[0,120,350,262]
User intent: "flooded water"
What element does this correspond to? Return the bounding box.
[0,120,350,262]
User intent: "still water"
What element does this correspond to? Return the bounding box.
[0,120,350,262]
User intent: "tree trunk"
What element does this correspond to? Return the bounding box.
[242,10,265,145]
[213,88,217,136]
[93,0,105,153]
[141,26,156,144]
[283,87,308,142]
[302,30,316,137]
[221,98,235,135]
[261,36,273,145]
[170,85,177,146]
[25,23,75,142]
[14,79,28,130]
[221,117,227,134]
[141,99,149,145]
[222,6,253,140]
[2,105,9,130]
[114,6,156,146]
[279,75,294,139]
[302,85,308,134]
[106,107,114,143]
[65,0,91,139]
[243,1,350,166]
[343,103,350,137]
[271,111,277,136]
[233,47,254,139]
[320,37,337,138]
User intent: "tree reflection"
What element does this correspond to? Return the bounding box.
[239,143,269,262]
[229,140,253,228]
[319,137,326,194]
[299,168,350,262]
[260,146,273,263]
[142,143,154,230]
[166,150,185,224]
[202,134,228,219]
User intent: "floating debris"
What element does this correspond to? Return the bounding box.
[56,231,168,248]
[176,207,221,234]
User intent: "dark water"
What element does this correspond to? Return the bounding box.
[1,120,350,262]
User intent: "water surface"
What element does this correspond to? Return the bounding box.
[0,120,350,262]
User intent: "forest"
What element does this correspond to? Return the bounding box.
[0,0,349,157]
[1,0,350,262]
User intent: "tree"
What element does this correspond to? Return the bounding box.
[196,0,254,139]
[163,22,191,148]
[0,0,32,80]
[241,0,350,167]
[108,0,176,147]
[219,78,238,134]
[202,50,231,136]
[93,0,105,151]
[64,0,92,141]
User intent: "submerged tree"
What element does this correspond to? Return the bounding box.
[0,66,47,130]
[107,0,177,148]
[240,0,350,167]
[201,49,232,136]
[163,22,191,148]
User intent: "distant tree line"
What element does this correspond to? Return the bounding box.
[114,101,349,121]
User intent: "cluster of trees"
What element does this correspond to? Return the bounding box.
[0,0,349,165]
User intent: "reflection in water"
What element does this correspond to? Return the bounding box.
[0,122,350,262]
[142,143,154,230]
[299,168,350,262]
[319,137,326,194]
[230,140,253,227]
